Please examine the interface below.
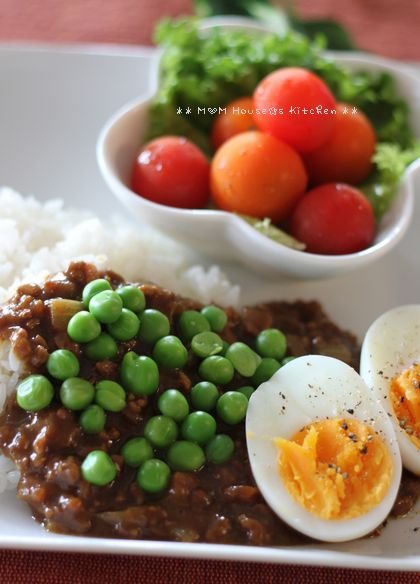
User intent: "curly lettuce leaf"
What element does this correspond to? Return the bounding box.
[361,142,420,218]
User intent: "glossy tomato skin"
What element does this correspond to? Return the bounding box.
[210,131,307,223]
[131,136,210,209]
[211,96,255,150]
[253,67,337,153]
[290,183,375,255]
[303,103,376,185]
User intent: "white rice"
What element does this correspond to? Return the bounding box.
[0,187,240,305]
[0,186,240,492]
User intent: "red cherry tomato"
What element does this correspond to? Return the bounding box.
[253,67,337,153]
[211,96,255,150]
[290,183,375,255]
[210,131,307,223]
[303,103,376,185]
[131,136,210,209]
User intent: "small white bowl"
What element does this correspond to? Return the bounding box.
[97,18,420,279]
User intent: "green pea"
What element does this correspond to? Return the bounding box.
[117,285,145,313]
[191,331,224,358]
[216,391,248,425]
[225,342,260,377]
[206,434,235,464]
[256,328,287,360]
[144,415,178,449]
[17,374,54,412]
[236,386,255,400]
[95,380,126,412]
[84,333,118,361]
[178,310,210,342]
[82,279,112,308]
[80,404,106,434]
[136,459,171,493]
[190,381,219,412]
[199,356,234,385]
[60,377,95,410]
[181,411,217,445]
[153,336,188,369]
[120,352,159,396]
[107,308,140,341]
[121,437,153,468]
[67,311,101,343]
[88,290,123,324]
[281,356,296,366]
[251,357,281,387]
[158,389,189,422]
[81,450,117,486]
[47,349,80,380]
[138,309,170,344]
[167,441,205,471]
[201,305,227,333]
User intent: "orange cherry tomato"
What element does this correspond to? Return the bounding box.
[210,131,308,223]
[211,97,256,150]
[303,103,376,185]
[253,67,337,153]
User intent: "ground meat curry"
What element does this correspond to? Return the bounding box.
[0,262,417,544]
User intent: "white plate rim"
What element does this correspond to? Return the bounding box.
[0,534,419,571]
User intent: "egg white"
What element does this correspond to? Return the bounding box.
[360,304,420,475]
[246,355,402,543]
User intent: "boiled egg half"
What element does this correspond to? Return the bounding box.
[246,355,402,542]
[361,304,420,475]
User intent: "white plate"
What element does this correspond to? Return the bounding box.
[0,44,420,570]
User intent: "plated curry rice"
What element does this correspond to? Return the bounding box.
[0,260,419,544]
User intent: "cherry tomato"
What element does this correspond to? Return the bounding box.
[290,183,375,255]
[210,131,307,223]
[303,103,376,185]
[253,67,337,153]
[131,136,210,209]
[211,97,255,150]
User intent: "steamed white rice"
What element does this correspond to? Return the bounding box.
[0,186,240,492]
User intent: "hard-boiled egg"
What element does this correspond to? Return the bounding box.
[246,355,401,542]
[360,304,420,475]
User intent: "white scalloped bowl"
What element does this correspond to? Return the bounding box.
[97,18,420,279]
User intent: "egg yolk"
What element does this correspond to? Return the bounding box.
[275,418,393,520]
[390,363,420,448]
